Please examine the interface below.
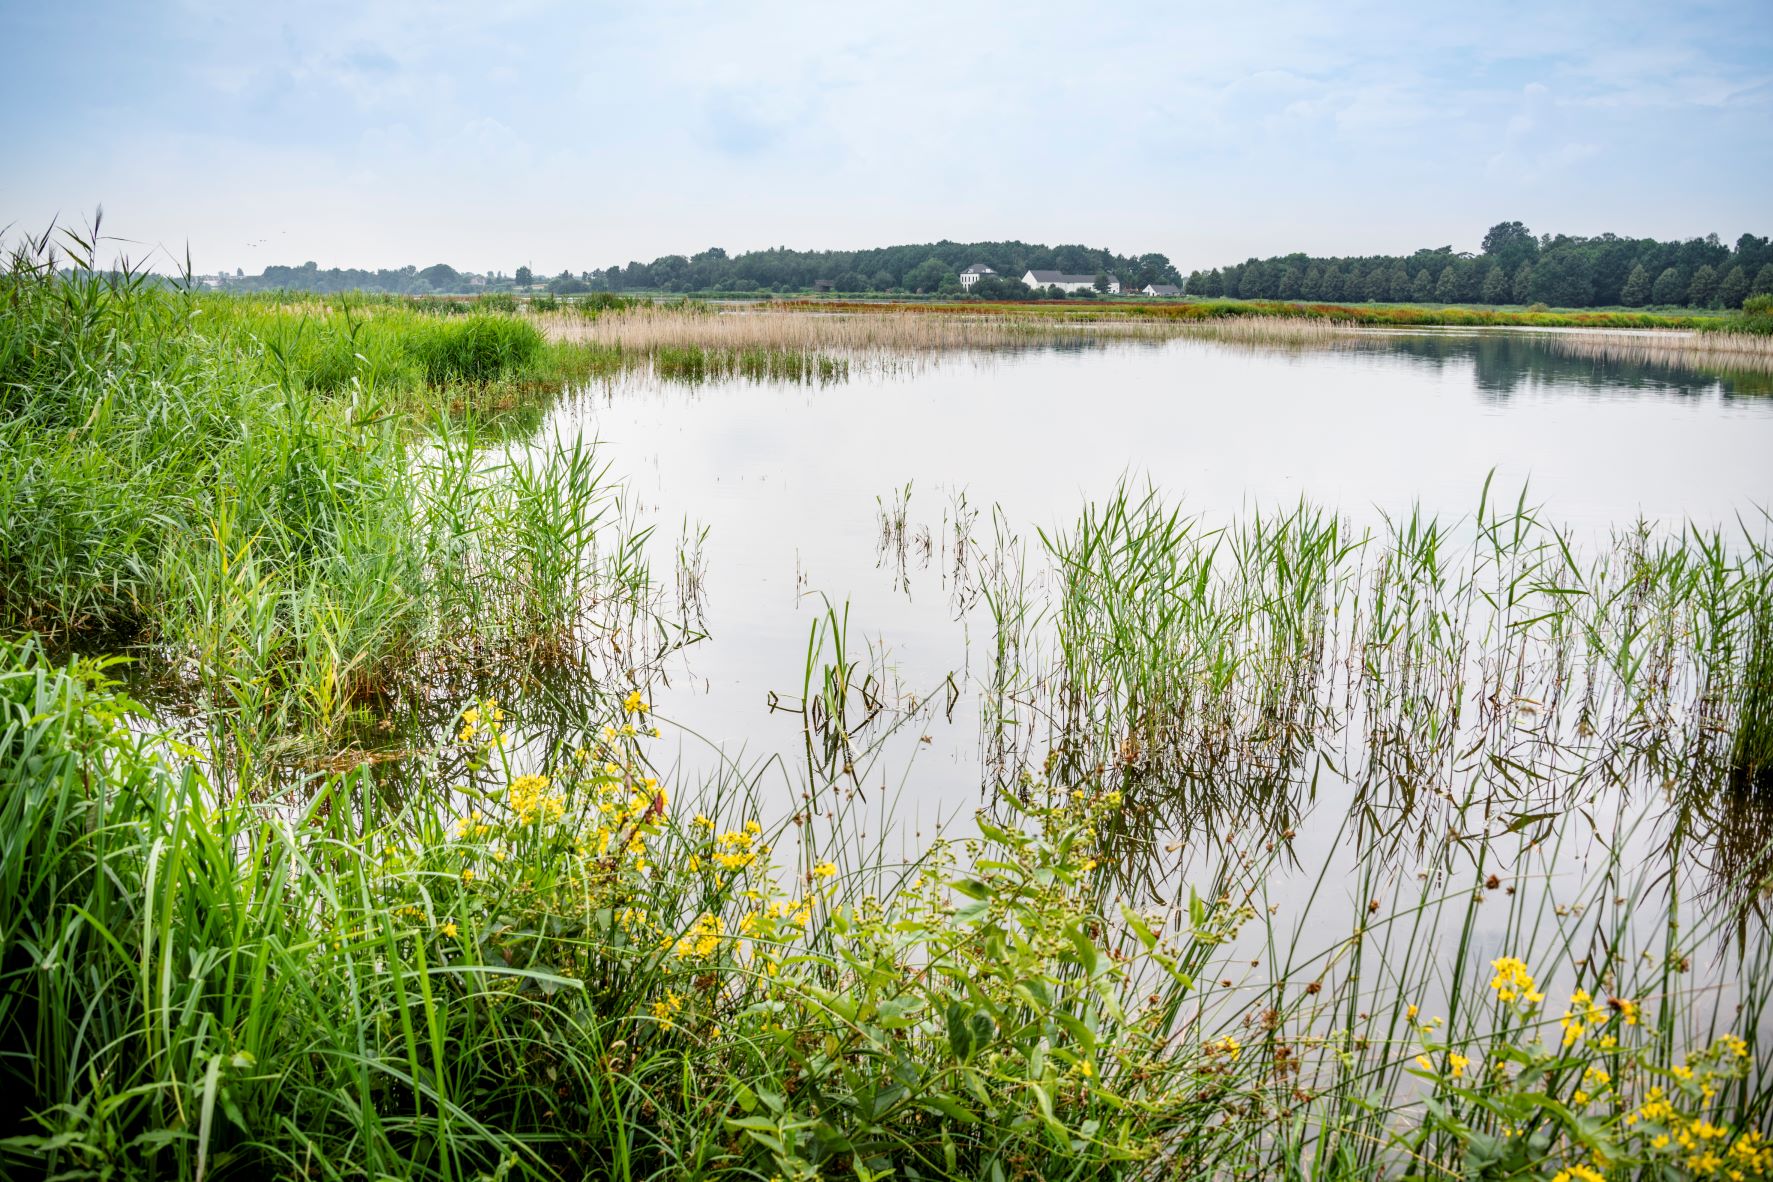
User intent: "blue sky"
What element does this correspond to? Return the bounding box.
[3,0,1769,274]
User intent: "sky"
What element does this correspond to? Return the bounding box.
[3,0,1770,276]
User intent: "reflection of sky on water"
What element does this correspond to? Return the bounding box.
[550,333,1771,827]
[518,331,1771,1038]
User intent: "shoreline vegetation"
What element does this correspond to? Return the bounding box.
[4,228,1772,1180]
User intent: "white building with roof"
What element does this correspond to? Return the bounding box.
[1023,269,1119,295]
[960,264,997,288]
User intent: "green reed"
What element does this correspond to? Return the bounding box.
[4,635,1768,1181]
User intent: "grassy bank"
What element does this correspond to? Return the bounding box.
[5,635,1770,1180]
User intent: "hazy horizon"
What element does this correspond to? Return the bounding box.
[4,0,1770,276]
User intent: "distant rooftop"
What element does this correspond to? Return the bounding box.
[1025,270,1106,284]
[961,263,997,275]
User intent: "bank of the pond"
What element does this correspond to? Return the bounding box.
[5,636,1770,1181]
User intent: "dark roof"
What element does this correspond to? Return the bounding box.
[961,263,997,275]
[1024,270,1101,284]
[1144,283,1182,295]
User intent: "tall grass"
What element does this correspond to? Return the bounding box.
[4,634,1768,1180]
[0,225,646,753]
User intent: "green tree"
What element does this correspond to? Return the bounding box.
[1434,266,1458,302]
[1717,265,1750,309]
[1688,264,1719,307]
[1651,266,1685,305]
[1619,264,1651,307]
[903,257,950,293]
[515,265,534,288]
[1320,265,1344,301]
[1528,253,1594,307]
[1411,269,1434,301]
[870,270,896,292]
[1388,262,1412,302]
[1481,220,1539,271]
[1480,264,1509,304]
[417,263,461,290]
[1753,264,1773,298]
[1510,262,1533,303]
[1279,267,1302,300]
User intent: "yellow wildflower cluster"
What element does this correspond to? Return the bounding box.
[740,896,813,937]
[650,990,684,1029]
[1573,1065,1611,1106]
[458,700,506,746]
[673,912,725,960]
[1488,956,1544,1006]
[1549,1166,1605,1182]
[509,774,564,825]
[713,821,766,871]
[1560,988,1609,1048]
[1414,1051,1470,1080]
[1623,1037,1763,1179]
[812,860,838,879]
[453,809,493,839]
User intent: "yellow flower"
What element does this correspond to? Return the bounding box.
[623,689,648,715]
[651,989,684,1029]
[461,868,476,883]
[812,861,838,879]
[1448,1053,1470,1079]
[508,773,560,824]
[1550,1167,1605,1182]
[1406,1004,1419,1021]
[440,921,458,938]
[1489,956,1540,1005]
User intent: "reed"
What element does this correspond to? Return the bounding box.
[4,633,1768,1180]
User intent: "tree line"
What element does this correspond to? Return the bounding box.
[219,242,1183,297]
[1183,222,1773,309]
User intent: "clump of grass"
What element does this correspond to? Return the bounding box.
[4,643,1767,1180]
[652,343,848,384]
[405,313,544,385]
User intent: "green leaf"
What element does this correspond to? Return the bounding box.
[946,1001,974,1061]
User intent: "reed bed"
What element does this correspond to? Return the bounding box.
[536,304,1185,354]
[1543,327,1773,375]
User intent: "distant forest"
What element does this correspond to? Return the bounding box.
[220,242,1184,298]
[215,224,1773,308]
[1184,222,1773,309]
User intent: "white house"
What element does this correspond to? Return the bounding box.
[960,263,997,288]
[1023,269,1119,295]
[1142,283,1182,297]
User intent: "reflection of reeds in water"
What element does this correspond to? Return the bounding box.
[537,305,1185,352]
[1543,328,1773,375]
[973,481,1773,896]
[547,307,1773,388]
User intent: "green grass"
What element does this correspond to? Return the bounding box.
[3,635,1769,1180]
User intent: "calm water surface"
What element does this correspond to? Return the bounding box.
[550,333,1772,847]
